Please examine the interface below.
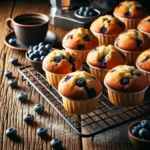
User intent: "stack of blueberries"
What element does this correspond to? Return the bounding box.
[27,42,52,62]
[77,6,98,17]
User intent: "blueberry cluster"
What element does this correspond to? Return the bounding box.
[77,6,98,17]
[131,119,150,140]
[27,42,52,62]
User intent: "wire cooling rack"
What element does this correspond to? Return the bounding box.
[18,65,150,139]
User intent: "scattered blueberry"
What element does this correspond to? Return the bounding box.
[141,120,150,129]
[38,45,45,51]
[40,56,45,62]
[39,42,45,47]
[50,139,63,150]
[17,93,28,102]
[33,57,41,62]
[4,71,12,78]
[8,38,16,46]
[10,58,18,65]
[33,50,40,57]
[6,128,17,137]
[34,104,45,114]
[23,114,34,125]
[131,126,140,137]
[8,79,18,88]
[29,45,34,50]
[37,128,47,137]
[29,53,36,60]
[45,44,51,50]
[28,49,33,55]
[139,128,150,140]
[33,45,39,50]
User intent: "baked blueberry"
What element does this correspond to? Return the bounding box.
[77,44,85,50]
[37,128,47,137]
[10,58,18,65]
[4,71,12,78]
[141,120,150,129]
[139,128,150,140]
[67,35,73,39]
[110,69,116,73]
[38,45,45,51]
[63,75,73,82]
[54,56,62,63]
[8,38,16,46]
[33,57,41,62]
[76,78,86,87]
[90,76,97,80]
[131,71,140,77]
[131,125,140,136]
[50,139,63,149]
[141,56,150,62]
[87,88,96,99]
[100,26,107,34]
[39,42,45,47]
[17,93,28,102]
[40,56,45,62]
[45,44,51,50]
[120,78,130,85]
[8,79,18,88]
[23,114,34,125]
[6,128,17,137]
[99,56,107,68]
[147,19,150,22]
[33,45,39,50]
[34,104,45,114]
[125,11,132,18]
[28,50,33,55]
[83,35,90,41]
[136,38,142,49]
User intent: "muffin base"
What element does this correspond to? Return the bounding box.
[114,13,142,30]
[104,81,148,107]
[90,28,119,46]
[59,93,102,115]
[115,42,142,65]
[87,61,110,81]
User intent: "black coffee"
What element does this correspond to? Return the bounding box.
[16,17,46,25]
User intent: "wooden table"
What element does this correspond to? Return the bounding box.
[0,0,147,150]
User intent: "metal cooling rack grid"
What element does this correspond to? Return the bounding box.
[18,65,150,139]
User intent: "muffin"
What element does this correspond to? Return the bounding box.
[114,1,147,29]
[58,71,102,114]
[43,49,82,87]
[104,65,148,107]
[87,45,126,81]
[136,49,150,84]
[62,28,99,63]
[114,29,150,65]
[138,16,150,38]
[90,14,125,46]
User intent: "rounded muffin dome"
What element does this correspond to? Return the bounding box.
[114,1,146,19]
[104,65,148,93]
[58,71,102,100]
[115,29,150,52]
[87,45,126,69]
[138,16,150,33]
[90,14,125,35]
[62,28,98,50]
[136,49,150,72]
[43,49,82,74]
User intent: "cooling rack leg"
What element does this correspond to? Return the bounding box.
[91,136,95,141]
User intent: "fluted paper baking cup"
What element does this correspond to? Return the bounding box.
[114,42,142,65]
[90,28,119,46]
[114,13,142,30]
[137,26,150,38]
[87,61,110,81]
[104,80,148,107]
[58,92,102,115]
[136,63,150,85]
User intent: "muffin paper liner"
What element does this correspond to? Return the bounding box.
[136,63,150,85]
[104,80,148,107]
[90,28,119,46]
[63,46,92,63]
[87,61,110,81]
[137,26,150,38]
[114,13,141,30]
[114,42,142,65]
[58,92,102,115]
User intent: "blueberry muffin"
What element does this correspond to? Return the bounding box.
[115,29,150,65]
[114,1,147,29]
[43,49,82,87]
[62,28,99,63]
[138,16,150,37]
[104,65,148,107]
[87,45,126,81]
[58,71,102,114]
[136,49,150,84]
[90,14,125,45]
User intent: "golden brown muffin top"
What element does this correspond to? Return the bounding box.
[90,14,125,35]
[43,49,82,74]
[87,45,126,69]
[62,28,98,50]
[115,29,150,51]
[104,65,148,93]
[138,16,150,33]
[58,71,102,100]
[136,49,150,72]
[114,1,146,19]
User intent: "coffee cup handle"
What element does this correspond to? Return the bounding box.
[6,18,14,31]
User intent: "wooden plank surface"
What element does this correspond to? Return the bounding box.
[0,0,145,150]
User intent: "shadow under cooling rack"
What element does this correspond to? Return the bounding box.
[18,65,150,139]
